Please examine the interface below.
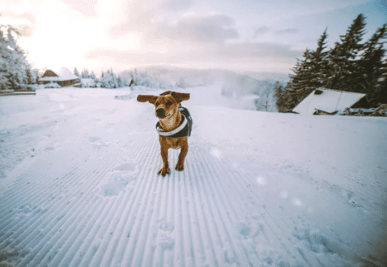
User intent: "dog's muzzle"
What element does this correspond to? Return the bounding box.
[156,108,165,118]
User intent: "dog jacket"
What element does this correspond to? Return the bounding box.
[156,107,193,138]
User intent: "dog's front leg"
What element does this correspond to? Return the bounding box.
[176,142,188,171]
[158,142,170,176]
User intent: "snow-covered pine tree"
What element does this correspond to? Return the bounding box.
[91,71,96,81]
[26,68,33,84]
[0,24,30,90]
[117,76,123,88]
[74,67,80,77]
[326,14,366,92]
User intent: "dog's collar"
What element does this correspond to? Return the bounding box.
[156,114,188,137]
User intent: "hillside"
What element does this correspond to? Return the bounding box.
[0,87,386,266]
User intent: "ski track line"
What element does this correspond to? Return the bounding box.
[0,151,85,229]
[0,141,95,215]
[184,159,206,266]
[3,133,126,264]
[77,133,156,267]
[192,145,255,266]
[190,143,252,266]
[0,147,91,247]
[98,135,160,267]
[46,136,145,267]
[184,149,223,267]
[50,137,147,267]
[66,134,151,267]
[121,142,167,267]
[15,146,122,266]
[190,143,263,267]
[0,132,359,267]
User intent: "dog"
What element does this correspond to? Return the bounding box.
[137,91,192,176]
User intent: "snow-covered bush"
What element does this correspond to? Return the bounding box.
[44,82,61,88]
[80,78,96,88]
[100,73,119,88]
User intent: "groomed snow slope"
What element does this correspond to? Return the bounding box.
[0,88,386,267]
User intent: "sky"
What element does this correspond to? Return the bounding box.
[0,0,386,75]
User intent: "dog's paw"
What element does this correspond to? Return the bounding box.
[175,163,184,171]
[158,167,170,176]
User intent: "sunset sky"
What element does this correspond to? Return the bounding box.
[1,0,386,75]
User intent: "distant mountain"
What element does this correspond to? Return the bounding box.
[120,66,285,112]
[241,71,290,83]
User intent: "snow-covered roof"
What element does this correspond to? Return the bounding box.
[39,67,79,82]
[293,88,366,115]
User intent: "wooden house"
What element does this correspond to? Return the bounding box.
[39,67,80,87]
[292,88,369,115]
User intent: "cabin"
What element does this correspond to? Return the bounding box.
[292,88,369,115]
[39,67,80,87]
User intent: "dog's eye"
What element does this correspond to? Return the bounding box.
[156,102,159,106]
[166,101,172,106]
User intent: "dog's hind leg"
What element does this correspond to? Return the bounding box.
[175,143,188,171]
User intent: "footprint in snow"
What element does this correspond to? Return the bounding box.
[341,189,363,208]
[114,162,137,172]
[155,219,175,250]
[88,136,109,149]
[98,172,136,197]
[293,225,339,254]
[98,162,138,197]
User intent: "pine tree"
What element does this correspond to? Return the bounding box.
[281,30,330,111]
[309,29,330,88]
[74,67,80,77]
[326,14,366,91]
[359,24,387,105]
[374,58,387,105]
[274,81,286,112]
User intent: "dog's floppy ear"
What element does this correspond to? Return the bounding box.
[137,95,157,104]
[160,90,173,96]
[171,92,190,103]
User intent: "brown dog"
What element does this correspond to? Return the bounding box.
[137,91,192,176]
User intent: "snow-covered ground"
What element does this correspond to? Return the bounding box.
[0,87,386,267]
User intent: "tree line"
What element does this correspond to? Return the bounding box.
[275,14,387,112]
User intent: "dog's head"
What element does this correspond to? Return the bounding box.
[137,91,190,119]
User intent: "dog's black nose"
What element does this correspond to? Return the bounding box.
[156,108,165,117]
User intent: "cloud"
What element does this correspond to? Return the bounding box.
[17,24,34,37]
[0,12,36,37]
[163,0,192,11]
[160,14,240,44]
[61,0,98,17]
[85,40,301,66]
[253,26,270,38]
[276,28,299,35]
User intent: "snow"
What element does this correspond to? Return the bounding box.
[0,86,387,266]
